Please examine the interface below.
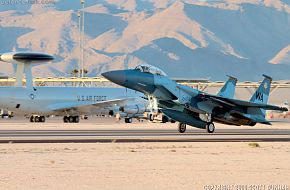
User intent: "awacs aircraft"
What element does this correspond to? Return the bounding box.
[102,64,288,133]
[0,52,149,123]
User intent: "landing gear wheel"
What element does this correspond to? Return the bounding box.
[74,116,80,123]
[149,114,154,122]
[249,122,256,127]
[162,116,168,123]
[178,123,187,133]
[34,116,40,122]
[30,116,35,122]
[125,118,132,123]
[125,118,129,123]
[206,122,215,133]
[69,116,75,123]
[40,116,45,123]
[63,116,69,123]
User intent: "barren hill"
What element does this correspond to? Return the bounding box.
[0,0,289,80]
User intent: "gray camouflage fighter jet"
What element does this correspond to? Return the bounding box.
[102,64,288,133]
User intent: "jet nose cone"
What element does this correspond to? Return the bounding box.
[102,70,126,86]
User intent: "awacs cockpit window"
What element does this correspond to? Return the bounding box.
[134,64,167,76]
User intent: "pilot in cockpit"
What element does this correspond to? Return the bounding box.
[134,64,167,76]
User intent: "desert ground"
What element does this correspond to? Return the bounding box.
[0,118,289,190]
[0,142,289,190]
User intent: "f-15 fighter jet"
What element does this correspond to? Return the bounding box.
[102,64,288,133]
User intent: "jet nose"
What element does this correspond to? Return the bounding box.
[102,70,126,86]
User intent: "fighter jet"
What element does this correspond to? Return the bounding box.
[0,52,149,123]
[102,64,288,133]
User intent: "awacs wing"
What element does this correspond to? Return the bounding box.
[47,98,138,114]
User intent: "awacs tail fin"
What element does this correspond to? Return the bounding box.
[217,75,237,98]
[248,75,272,117]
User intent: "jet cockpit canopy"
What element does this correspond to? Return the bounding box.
[134,64,167,76]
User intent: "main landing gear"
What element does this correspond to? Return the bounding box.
[177,122,215,133]
[63,116,80,123]
[30,115,45,123]
[178,123,187,133]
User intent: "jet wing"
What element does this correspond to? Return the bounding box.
[154,85,178,100]
[48,98,138,114]
[204,95,288,111]
[177,85,197,96]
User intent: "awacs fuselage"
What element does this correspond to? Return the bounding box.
[102,65,287,133]
[0,87,147,117]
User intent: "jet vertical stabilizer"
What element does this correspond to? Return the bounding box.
[250,75,272,104]
[248,75,272,118]
[217,75,237,98]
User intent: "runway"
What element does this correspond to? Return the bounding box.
[0,128,289,143]
[1,121,289,190]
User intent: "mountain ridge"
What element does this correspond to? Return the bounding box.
[0,0,289,80]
